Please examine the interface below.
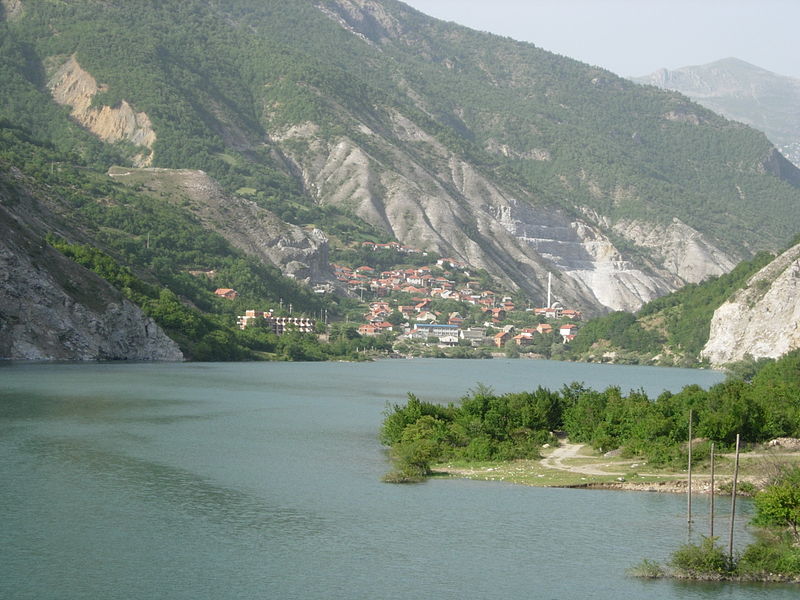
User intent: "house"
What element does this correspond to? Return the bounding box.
[369,302,391,313]
[415,311,438,323]
[237,312,316,334]
[490,308,506,321]
[448,312,465,327]
[437,258,467,270]
[412,323,460,339]
[536,323,553,335]
[358,324,380,336]
[513,333,534,347]
[559,324,578,336]
[214,288,238,300]
[460,327,487,347]
[494,331,511,347]
[546,307,563,320]
[560,324,578,342]
[562,309,583,321]
[439,335,460,347]
[398,305,416,317]
[414,299,432,312]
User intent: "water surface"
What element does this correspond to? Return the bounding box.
[1,360,793,599]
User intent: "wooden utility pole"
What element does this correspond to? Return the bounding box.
[687,409,693,526]
[710,442,716,538]
[728,434,741,561]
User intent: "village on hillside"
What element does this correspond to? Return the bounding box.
[221,241,583,357]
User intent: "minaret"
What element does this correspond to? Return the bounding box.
[547,272,552,308]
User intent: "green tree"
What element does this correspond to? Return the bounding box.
[753,468,800,541]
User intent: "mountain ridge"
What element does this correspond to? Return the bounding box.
[633,57,800,168]
[2,0,800,359]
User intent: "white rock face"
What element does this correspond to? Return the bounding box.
[48,56,156,167]
[613,218,737,284]
[275,116,719,313]
[701,243,800,366]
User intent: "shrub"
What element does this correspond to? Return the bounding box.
[738,537,800,577]
[669,537,733,576]
[627,559,665,579]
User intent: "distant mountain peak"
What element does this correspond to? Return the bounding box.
[632,58,800,167]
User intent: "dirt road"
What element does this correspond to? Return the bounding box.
[540,441,628,476]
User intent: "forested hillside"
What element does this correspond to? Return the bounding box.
[3,0,800,358]
[0,123,369,360]
[634,58,800,168]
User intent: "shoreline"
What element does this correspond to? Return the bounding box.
[430,438,799,493]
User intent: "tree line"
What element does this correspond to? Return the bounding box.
[381,348,800,480]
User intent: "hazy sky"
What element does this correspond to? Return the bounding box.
[402,1,800,79]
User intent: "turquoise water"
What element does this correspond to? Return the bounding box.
[0,360,794,599]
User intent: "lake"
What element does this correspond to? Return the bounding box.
[1,359,795,599]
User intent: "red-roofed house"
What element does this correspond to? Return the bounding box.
[358,324,380,336]
[494,331,511,347]
[214,288,238,300]
[513,333,533,347]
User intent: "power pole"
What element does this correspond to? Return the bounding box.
[728,434,741,562]
[687,409,693,528]
[710,442,716,538]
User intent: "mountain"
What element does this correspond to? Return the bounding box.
[563,251,775,367]
[633,58,800,167]
[564,234,800,368]
[702,238,800,366]
[2,0,800,337]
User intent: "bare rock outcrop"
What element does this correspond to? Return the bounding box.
[108,168,336,286]
[48,56,156,167]
[613,218,737,284]
[1,0,23,20]
[275,116,698,313]
[0,182,183,361]
[701,242,800,365]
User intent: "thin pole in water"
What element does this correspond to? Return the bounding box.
[728,434,741,561]
[687,409,693,527]
[710,442,715,538]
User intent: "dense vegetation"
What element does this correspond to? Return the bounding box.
[3,0,800,257]
[565,251,776,366]
[3,0,800,361]
[381,348,800,480]
[0,123,394,361]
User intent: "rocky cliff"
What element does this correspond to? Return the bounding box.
[275,116,736,312]
[48,56,156,167]
[701,242,800,366]
[0,170,183,361]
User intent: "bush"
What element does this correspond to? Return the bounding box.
[752,467,800,541]
[738,537,800,577]
[669,537,733,576]
[627,559,665,579]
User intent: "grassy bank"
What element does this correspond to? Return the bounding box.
[432,441,800,491]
